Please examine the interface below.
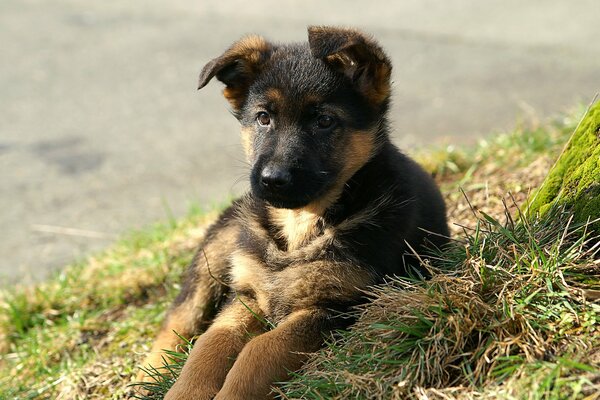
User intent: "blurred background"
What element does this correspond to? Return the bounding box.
[1,0,599,284]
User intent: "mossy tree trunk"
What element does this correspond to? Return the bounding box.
[527,100,600,233]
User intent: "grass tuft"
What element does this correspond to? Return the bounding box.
[280,203,600,399]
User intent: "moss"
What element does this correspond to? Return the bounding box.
[528,102,600,232]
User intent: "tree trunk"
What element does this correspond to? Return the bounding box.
[527,100,600,233]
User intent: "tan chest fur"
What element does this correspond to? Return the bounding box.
[269,208,321,251]
[229,244,372,322]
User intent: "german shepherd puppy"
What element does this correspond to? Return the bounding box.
[139,26,449,399]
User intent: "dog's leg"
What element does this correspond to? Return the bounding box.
[163,296,265,400]
[136,291,217,381]
[137,217,239,381]
[215,308,332,400]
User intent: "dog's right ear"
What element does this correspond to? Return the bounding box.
[198,35,273,110]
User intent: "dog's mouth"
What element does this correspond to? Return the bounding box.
[256,192,314,209]
[250,166,332,209]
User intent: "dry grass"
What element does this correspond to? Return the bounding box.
[281,205,599,399]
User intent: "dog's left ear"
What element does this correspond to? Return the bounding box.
[198,35,273,110]
[308,26,392,105]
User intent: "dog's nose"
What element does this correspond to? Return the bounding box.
[260,165,292,189]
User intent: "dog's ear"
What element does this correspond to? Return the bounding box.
[308,26,392,105]
[198,35,273,110]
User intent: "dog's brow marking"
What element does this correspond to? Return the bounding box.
[265,87,283,104]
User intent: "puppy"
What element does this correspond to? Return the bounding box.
[139,26,449,400]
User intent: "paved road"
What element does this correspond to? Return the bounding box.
[1,0,599,283]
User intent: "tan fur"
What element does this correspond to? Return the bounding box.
[222,87,246,110]
[240,126,254,161]
[137,285,214,385]
[367,62,392,104]
[308,26,391,105]
[136,308,192,383]
[268,207,322,251]
[229,251,272,313]
[341,130,376,180]
[264,87,283,104]
[162,246,377,398]
[229,251,262,291]
[150,127,379,397]
[202,35,273,110]
[229,35,271,61]
[232,248,376,319]
[215,309,325,400]
[278,261,375,310]
[164,299,265,400]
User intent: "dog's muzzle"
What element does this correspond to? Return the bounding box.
[260,164,292,190]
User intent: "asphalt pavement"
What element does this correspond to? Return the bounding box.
[1,0,599,283]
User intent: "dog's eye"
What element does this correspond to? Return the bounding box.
[257,112,271,127]
[316,115,336,130]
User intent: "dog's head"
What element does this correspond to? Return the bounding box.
[199,26,392,209]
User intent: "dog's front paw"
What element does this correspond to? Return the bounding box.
[214,386,273,400]
[164,379,218,400]
[129,364,162,398]
[135,351,171,383]
[134,369,154,385]
[213,390,232,400]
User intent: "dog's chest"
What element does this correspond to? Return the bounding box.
[229,251,316,320]
[224,199,377,322]
[269,208,323,251]
[228,242,372,323]
[228,213,341,321]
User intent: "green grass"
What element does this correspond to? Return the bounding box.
[0,206,221,399]
[1,109,598,399]
[415,108,582,181]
